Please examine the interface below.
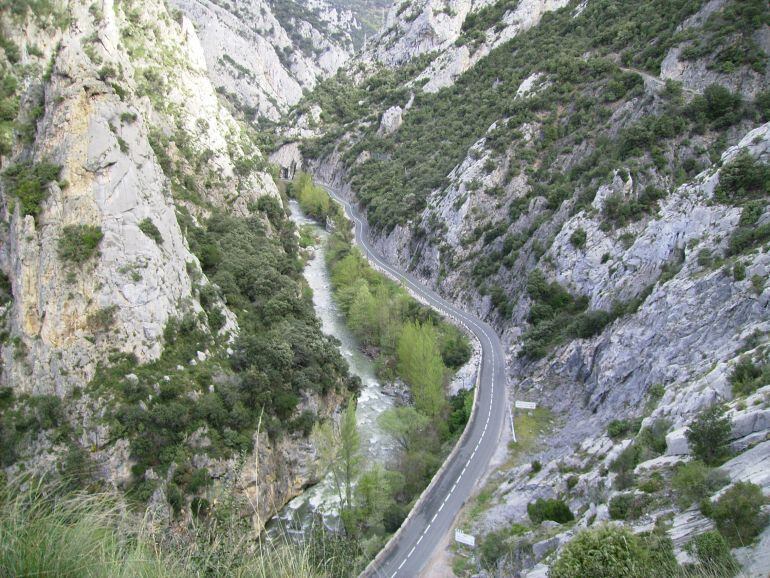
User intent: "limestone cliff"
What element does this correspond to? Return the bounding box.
[0,0,351,532]
[171,0,372,121]
[296,0,770,573]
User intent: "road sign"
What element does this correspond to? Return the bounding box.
[514,400,537,410]
[455,529,476,548]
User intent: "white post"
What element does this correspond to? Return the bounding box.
[509,401,516,443]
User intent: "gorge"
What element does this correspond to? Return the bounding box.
[1,0,769,577]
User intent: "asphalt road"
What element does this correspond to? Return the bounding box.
[319,183,508,578]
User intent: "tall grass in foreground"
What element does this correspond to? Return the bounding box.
[0,479,327,578]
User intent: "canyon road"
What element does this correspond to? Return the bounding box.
[320,183,509,578]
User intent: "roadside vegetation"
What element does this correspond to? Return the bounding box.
[0,476,351,578]
[286,174,474,569]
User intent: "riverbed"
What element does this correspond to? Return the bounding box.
[270,201,397,534]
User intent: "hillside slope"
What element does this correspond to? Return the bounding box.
[289,0,770,574]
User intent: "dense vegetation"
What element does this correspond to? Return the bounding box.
[57,224,104,265]
[289,172,333,221]
[289,176,473,566]
[89,202,358,508]
[2,161,62,220]
[301,0,768,235]
[549,524,741,578]
[0,477,352,578]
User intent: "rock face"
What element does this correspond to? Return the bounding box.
[0,0,342,534]
[301,0,770,573]
[171,0,364,120]
[360,0,568,91]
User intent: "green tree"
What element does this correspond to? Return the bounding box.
[354,464,392,531]
[686,405,732,465]
[348,281,378,344]
[311,400,361,514]
[378,406,430,452]
[339,400,361,512]
[396,321,446,419]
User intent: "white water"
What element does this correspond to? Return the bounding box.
[271,201,397,533]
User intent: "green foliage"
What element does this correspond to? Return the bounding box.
[289,172,333,221]
[138,218,163,244]
[520,270,635,358]
[710,481,768,547]
[447,388,473,436]
[378,406,430,452]
[686,405,732,466]
[315,0,718,234]
[610,419,670,489]
[716,151,770,205]
[679,0,769,74]
[602,187,666,228]
[684,531,739,577]
[550,525,663,578]
[95,209,356,496]
[607,418,641,439]
[569,227,587,249]
[0,477,346,577]
[671,461,728,508]
[397,321,447,418]
[0,394,67,467]
[2,161,62,220]
[729,357,769,397]
[526,498,574,524]
[609,492,650,520]
[57,225,104,265]
[521,270,587,358]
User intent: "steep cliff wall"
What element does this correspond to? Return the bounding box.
[0,0,352,531]
[171,0,370,121]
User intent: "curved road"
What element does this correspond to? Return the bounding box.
[319,183,508,578]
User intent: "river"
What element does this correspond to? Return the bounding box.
[270,200,397,534]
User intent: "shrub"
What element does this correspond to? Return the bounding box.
[686,405,732,466]
[710,481,768,547]
[685,531,739,577]
[636,419,670,456]
[732,261,746,281]
[607,418,640,439]
[87,305,118,331]
[138,218,163,244]
[527,498,574,525]
[2,161,62,219]
[715,151,770,204]
[550,526,652,578]
[609,493,650,520]
[120,111,137,124]
[671,461,729,507]
[637,473,663,494]
[570,227,587,249]
[480,530,509,570]
[729,358,769,397]
[57,225,104,265]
